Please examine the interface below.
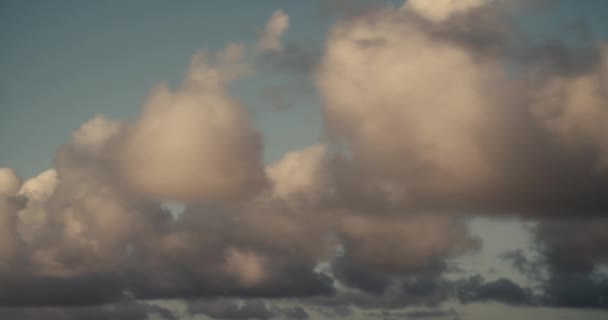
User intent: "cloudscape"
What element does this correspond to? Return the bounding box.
[2,0,608,319]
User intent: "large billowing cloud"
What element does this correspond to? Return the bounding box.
[316,0,608,216]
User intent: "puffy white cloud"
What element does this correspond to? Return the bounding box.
[266,144,330,203]
[0,168,22,196]
[118,44,266,202]
[16,169,57,245]
[258,10,290,52]
[70,115,123,155]
[405,0,486,22]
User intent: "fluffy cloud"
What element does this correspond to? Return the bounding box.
[316,0,608,217]
[406,0,486,22]
[118,44,266,202]
[316,2,501,213]
[16,169,57,245]
[266,144,331,204]
[0,168,22,195]
[258,10,289,52]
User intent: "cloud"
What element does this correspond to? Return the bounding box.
[258,10,290,52]
[16,169,57,245]
[0,273,125,307]
[274,306,309,319]
[189,300,274,320]
[118,44,266,203]
[366,308,458,320]
[405,0,486,22]
[0,168,22,195]
[456,276,534,305]
[331,254,391,294]
[266,144,331,203]
[337,214,477,273]
[315,0,608,217]
[0,302,175,320]
[403,309,456,319]
[188,300,311,320]
[531,219,608,308]
[313,1,608,308]
[127,200,335,300]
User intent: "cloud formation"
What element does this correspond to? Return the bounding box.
[316,0,608,217]
[2,0,608,315]
[258,10,290,52]
[406,0,486,22]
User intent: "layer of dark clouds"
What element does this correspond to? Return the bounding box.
[366,308,458,320]
[0,302,175,320]
[0,274,124,307]
[189,300,274,320]
[532,220,608,308]
[188,299,311,320]
[456,276,533,306]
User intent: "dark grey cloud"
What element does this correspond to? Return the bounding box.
[189,300,274,320]
[366,308,459,320]
[189,300,311,320]
[404,309,456,319]
[331,254,391,295]
[274,306,310,320]
[0,302,175,320]
[541,272,608,309]
[530,219,608,308]
[456,276,534,306]
[302,263,451,312]
[0,273,125,307]
[127,261,334,301]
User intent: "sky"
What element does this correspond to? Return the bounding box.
[1,0,608,319]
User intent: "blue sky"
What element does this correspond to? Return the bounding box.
[2,1,608,320]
